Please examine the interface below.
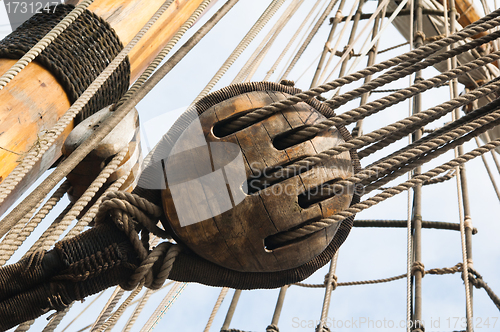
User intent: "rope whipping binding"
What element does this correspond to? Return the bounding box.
[0,0,94,89]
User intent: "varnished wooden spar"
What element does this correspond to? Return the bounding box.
[0,0,206,215]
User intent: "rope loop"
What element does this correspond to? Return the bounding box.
[92,190,180,291]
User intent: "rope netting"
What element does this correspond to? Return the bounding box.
[0,0,500,331]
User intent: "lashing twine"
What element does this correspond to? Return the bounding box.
[93,191,180,291]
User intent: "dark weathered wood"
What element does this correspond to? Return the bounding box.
[162,90,354,272]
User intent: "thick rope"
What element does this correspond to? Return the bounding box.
[40,150,127,251]
[0,0,94,89]
[121,289,154,332]
[362,102,500,193]
[90,287,125,331]
[60,291,105,332]
[92,282,145,332]
[278,48,500,147]
[217,11,500,135]
[65,172,130,240]
[0,201,41,266]
[273,137,500,242]
[42,304,72,332]
[0,180,69,265]
[14,320,35,332]
[222,27,500,140]
[261,75,500,195]
[92,190,180,292]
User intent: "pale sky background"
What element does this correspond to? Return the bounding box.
[1,0,500,331]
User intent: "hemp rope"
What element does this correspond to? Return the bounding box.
[39,149,127,250]
[41,304,72,332]
[231,0,304,84]
[295,263,463,288]
[0,0,218,245]
[273,136,500,243]
[362,104,500,193]
[90,287,124,331]
[277,46,500,148]
[65,172,130,240]
[0,181,69,266]
[260,75,500,195]
[121,289,154,332]
[353,219,478,234]
[204,287,230,332]
[92,282,145,332]
[0,203,41,264]
[218,11,500,136]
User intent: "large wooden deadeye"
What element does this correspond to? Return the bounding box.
[159,83,356,273]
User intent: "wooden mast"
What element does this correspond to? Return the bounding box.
[0,0,206,214]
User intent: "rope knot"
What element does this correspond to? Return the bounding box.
[414,31,426,41]
[324,273,338,290]
[411,261,425,277]
[92,190,180,291]
[266,324,279,332]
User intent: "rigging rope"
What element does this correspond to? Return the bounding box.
[216,10,500,137]
[281,0,339,80]
[0,181,69,266]
[263,0,324,81]
[279,45,500,148]
[204,287,230,332]
[193,0,286,103]
[231,0,303,84]
[275,136,500,242]
[0,0,215,239]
